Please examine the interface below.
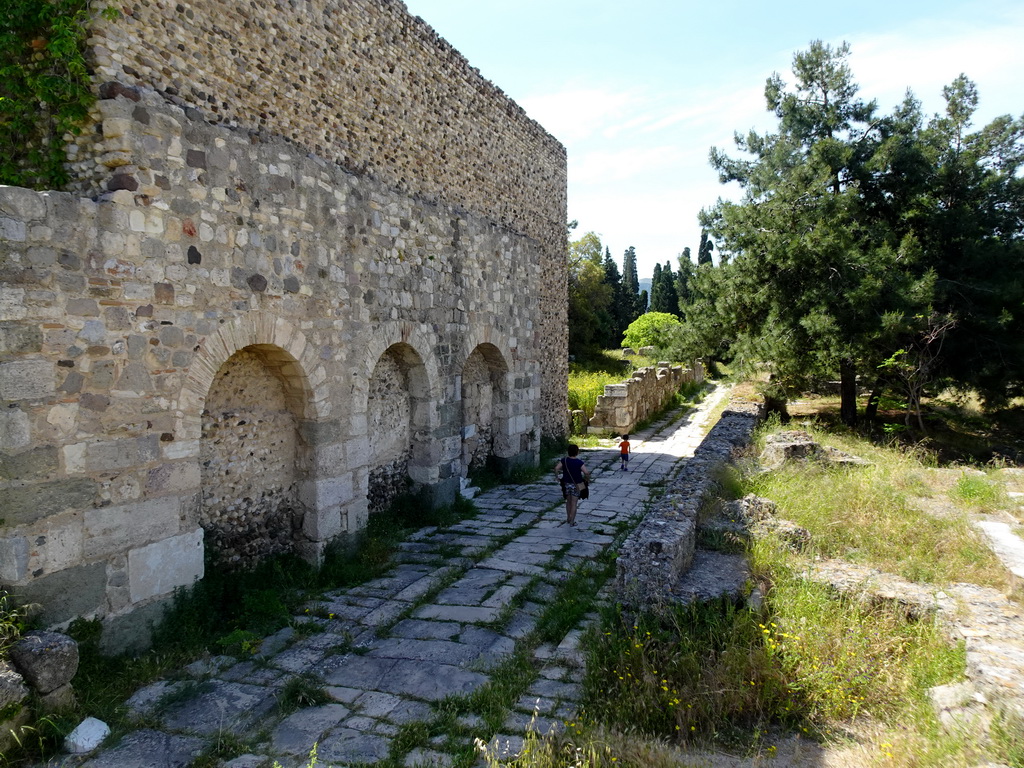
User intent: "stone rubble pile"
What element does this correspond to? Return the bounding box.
[760,429,872,469]
[0,629,80,752]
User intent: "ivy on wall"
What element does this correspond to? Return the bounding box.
[0,0,115,189]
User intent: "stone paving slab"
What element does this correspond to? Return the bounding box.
[271,703,350,755]
[79,729,205,768]
[371,659,489,701]
[474,557,547,575]
[412,603,501,623]
[367,637,484,666]
[390,618,463,640]
[62,387,736,768]
[157,680,276,736]
[315,728,391,765]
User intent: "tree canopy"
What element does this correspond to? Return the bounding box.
[673,41,1024,425]
[567,233,648,356]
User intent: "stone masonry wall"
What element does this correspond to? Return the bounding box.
[588,361,705,435]
[76,0,568,439]
[615,399,763,609]
[1,75,549,646]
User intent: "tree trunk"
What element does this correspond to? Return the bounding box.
[865,379,883,423]
[840,358,858,427]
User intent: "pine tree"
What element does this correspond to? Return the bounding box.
[696,231,714,265]
[603,247,630,347]
[648,263,663,316]
[703,40,916,425]
[621,246,644,321]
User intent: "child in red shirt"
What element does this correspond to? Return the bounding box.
[619,434,630,471]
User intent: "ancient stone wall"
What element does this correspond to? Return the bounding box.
[1,0,565,646]
[588,362,705,435]
[77,0,568,438]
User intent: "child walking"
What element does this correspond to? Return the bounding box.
[619,434,630,471]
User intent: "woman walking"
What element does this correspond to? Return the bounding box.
[555,444,590,526]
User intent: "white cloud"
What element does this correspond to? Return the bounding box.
[849,22,1024,122]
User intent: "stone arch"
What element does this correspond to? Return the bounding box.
[460,342,511,477]
[177,314,330,441]
[350,322,445,514]
[199,345,307,564]
[365,342,435,513]
[176,314,338,564]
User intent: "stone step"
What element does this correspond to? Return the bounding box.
[669,550,750,606]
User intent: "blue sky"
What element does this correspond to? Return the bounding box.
[402,0,1024,280]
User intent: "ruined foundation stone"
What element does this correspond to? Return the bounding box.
[1,0,566,644]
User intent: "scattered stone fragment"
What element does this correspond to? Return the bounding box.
[9,630,79,694]
[65,717,111,754]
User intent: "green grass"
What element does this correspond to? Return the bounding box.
[567,370,624,419]
[744,423,1008,589]
[0,590,28,659]
[277,673,331,715]
[950,471,1009,513]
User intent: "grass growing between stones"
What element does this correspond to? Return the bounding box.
[276,673,331,715]
[1,497,480,766]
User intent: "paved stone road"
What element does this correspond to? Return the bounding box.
[69,386,733,768]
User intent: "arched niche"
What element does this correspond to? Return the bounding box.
[367,342,432,513]
[199,343,311,566]
[461,343,511,477]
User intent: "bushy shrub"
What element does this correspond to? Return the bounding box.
[622,312,681,350]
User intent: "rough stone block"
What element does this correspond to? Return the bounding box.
[300,474,353,514]
[0,360,55,400]
[0,407,31,453]
[64,716,111,754]
[14,562,106,627]
[0,322,42,355]
[9,630,79,694]
[0,216,26,242]
[30,515,84,575]
[0,186,45,220]
[0,536,29,582]
[0,662,29,709]
[84,496,181,559]
[299,418,342,446]
[83,438,140,473]
[0,445,59,482]
[128,526,204,603]
[0,288,27,322]
[98,596,171,656]
[0,478,95,527]
[145,461,200,494]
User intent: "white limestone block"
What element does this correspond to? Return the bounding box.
[84,496,180,559]
[128,527,204,603]
[65,717,110,754]
[0,360,55,400]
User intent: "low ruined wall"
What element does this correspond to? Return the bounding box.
[588,362,704,435]
[615,399,762,608]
